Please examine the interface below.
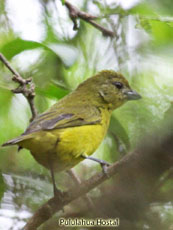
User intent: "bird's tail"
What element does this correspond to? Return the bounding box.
[2,135,30,147]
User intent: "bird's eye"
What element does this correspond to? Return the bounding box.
[113,82,123,89]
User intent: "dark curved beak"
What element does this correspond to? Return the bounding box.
[124,90,142,100]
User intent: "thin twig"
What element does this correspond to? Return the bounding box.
[64,1,115,37]
[0,53,37,121]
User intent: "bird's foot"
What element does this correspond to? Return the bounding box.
[82,155,111,177]
[99,160,111,177]
[53,187,65,200]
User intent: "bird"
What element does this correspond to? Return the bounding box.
[2,70,141,197]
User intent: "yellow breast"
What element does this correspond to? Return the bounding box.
[56,124,105,158]
[21,108,111,171]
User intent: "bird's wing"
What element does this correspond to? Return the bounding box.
[23,105,102,135]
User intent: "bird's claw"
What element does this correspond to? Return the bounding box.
[54,187,65,200]
[100,161,111,177]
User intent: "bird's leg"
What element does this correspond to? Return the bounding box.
[82,155,111,175]
[49,163,63,198]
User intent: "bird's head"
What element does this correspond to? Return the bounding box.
[77,70,141,110]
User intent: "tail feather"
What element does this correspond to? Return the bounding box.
[2,137,24,147]
[2,134,32,147]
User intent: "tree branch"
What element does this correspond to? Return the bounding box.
[0,53,37,121]
[23,121,173,229]
[24,155,128,230]
[64,1,115,37]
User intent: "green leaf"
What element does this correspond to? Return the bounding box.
[0,38,78,67]
[109,115,130,150]
[0,38,50,60]
[135,15,173,45]
[136,17,152,32]
[60,0,65,5]
[36,83,69,99]
[130,2,156,16]
[150,20,173,45]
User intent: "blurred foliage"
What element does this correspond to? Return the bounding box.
[0,0,173,229]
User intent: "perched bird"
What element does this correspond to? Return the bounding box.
[2,70,141,196]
